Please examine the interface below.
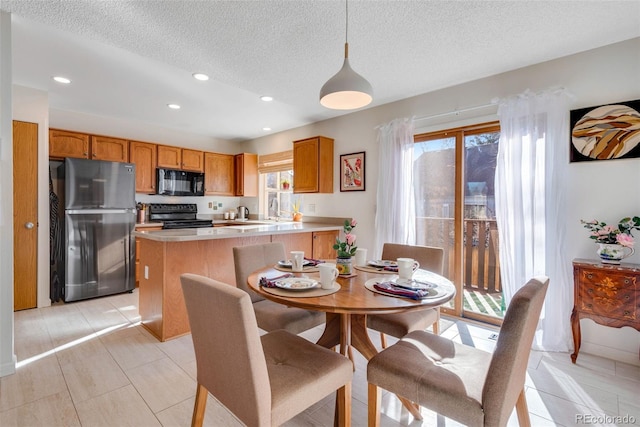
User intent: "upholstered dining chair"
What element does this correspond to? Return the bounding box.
[181,273,353,427]
[233,242,325,334]
[366,243,445,347]
[367,276,549,427]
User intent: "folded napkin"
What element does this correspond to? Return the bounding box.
[383,266,398,272]
[304,257,325,266]
[373,281,429,300]
[259,273,294,288]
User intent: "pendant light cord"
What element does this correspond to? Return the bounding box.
[344,0,349,58]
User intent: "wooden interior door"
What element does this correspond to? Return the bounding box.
[13,120,38,311]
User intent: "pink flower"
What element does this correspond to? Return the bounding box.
[345,233,356,245]
[350,219,357,227]
[616,233,634,247]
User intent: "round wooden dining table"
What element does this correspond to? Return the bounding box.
[247,264,456,362]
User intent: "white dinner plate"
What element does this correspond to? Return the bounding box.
[274,277,319,291]
[277,259,314,268]
[368,260,397,268]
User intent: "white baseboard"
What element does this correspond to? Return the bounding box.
[0,354,17,377]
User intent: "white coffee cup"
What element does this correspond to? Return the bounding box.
[397,258,420,280]
[229,211,236,220]
[290,251,305,272]
[318,263,339,289]
[355,248,367,266]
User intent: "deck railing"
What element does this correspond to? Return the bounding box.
[415,217,501,294]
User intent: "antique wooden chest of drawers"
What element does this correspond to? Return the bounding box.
[571,258,640,363]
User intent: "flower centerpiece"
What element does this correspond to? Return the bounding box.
[333,219,357,275]
[581,216,640,264]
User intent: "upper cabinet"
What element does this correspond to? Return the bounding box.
[293,136,334,193]
[91,136,128,162]
[234,153,258,197]
[157,145,181,169]
[49,129,90,159]
[157,146,204,172]
[50,130,128,162]
[129,141,157,193]
[181,149,204,172]
[204,152,234,196]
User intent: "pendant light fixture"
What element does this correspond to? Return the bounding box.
[319,0,373,110]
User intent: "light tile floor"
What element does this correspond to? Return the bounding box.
[1,289,638,426]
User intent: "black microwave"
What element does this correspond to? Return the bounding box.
[156,168,205,196]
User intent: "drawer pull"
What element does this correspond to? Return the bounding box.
[587,274,594,279]
[587,289,593,294]
[623,279,630,284]
[623,310,631,316]
[624,295,630,301]
[586,303,592,309]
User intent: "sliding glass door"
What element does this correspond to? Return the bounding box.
[414,123,503,324]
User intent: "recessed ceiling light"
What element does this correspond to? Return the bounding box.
[262,127,272,131]
[53,76,71,84]
[193,73,209,81]
[260,96,273,102]
[167,104,181,110]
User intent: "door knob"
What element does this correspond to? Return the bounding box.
[25,222,34,229]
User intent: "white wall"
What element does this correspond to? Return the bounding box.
[0,10,16,377]
[243,38,640,364]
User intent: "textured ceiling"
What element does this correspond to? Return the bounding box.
[2,0,639,142]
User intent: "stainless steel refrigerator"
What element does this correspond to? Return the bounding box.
[62,158,136,302]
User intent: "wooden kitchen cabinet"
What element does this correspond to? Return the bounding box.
[157,145,181,169]
[271,232,313,255]
[129,141,157,193]
[312,230,339,259]
[90,135,128,162]
[49,129,90,159]
[135,225,163,286]
[234,153,258,196]
[571,258,640,363]
[181,148,204,172]
[157,145,204,172]
[293,136,334,193]
[204,152,234,196]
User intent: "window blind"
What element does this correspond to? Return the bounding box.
[257,150,293,173]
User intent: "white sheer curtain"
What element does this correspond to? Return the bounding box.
[495,88,573,352]
[373,117,416,259]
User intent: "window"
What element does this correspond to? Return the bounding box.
[414,122,503,324]
[258,150,301,220]
[263,170,295,219]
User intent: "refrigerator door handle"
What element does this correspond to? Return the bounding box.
[66,208,136,215]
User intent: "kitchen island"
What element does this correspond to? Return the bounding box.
[134,221,342,341]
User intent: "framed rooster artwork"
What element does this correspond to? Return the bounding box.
[340,151,365,192]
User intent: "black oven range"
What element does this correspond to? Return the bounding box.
[148,203,213,229]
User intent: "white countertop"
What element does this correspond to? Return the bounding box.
[133,222,342,242]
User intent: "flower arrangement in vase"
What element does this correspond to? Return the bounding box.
[333,219,357,275]
[581,216,640,264]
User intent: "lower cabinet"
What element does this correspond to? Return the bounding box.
[137,229,341,341]
[135,225,162,287]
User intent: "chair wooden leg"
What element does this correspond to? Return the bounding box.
[192,383,208,427]
[515,388,531,427]
[335,381,352,427]
[367,383,381,427]
[432,308,440,335]
[379,332,387,349]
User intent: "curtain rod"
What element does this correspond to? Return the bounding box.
[414,102,496,122]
